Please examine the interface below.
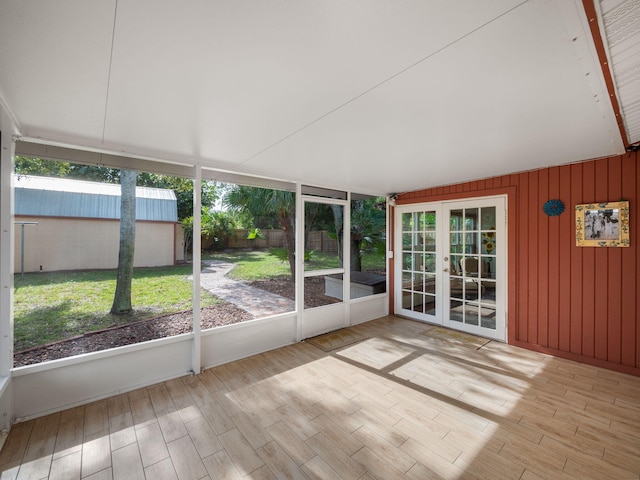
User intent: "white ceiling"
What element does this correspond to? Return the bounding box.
[0,0,629,195]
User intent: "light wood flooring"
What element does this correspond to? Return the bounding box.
[1,316,639,479]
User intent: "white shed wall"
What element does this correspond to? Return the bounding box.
[14,216,183,272]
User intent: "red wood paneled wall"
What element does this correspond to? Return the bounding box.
[394,151,639,376]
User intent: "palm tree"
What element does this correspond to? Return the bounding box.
[349,198,386,272]
[331,198,386,272]
[224,186,296,276]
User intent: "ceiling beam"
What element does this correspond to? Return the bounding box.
[582,0,630,148]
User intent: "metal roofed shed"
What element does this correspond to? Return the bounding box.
[14,175,184,272]
[15,175,178,222]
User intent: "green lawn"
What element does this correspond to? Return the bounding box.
[206,249,344,278]
[14,249,386,352]
[361,251,386,273]
[205,248,385,276]
[205,250,292,280]
[13,265,218,351]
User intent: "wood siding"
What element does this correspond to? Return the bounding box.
[394,151,639,376]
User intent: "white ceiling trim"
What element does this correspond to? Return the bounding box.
[0,85,21,136]
[15,140,194,178]
[16,140,300,193]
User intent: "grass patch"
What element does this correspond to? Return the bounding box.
[205,248,386,277]
[204,249,347,278]
[14,265,218,351]
[304,251,342,271]
[362,252,386,273]
[205,249,292,281]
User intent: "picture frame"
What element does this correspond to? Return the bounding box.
[575,201,629,247]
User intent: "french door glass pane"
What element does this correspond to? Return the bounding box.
[465,208,478,230]
[402,210,437,315]
[448,206,497,330]
[424,253,436,273]
[402,232,412,248]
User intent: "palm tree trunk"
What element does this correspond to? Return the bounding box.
[280,211,295,278]
[350,236,362,271]
[111,170,137,314]
[331,204,343,267]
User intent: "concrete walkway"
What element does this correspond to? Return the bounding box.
[198,260,295,318]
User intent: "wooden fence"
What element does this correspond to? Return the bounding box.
[226,229,338,252]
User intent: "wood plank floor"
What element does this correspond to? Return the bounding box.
[1,316,639,479]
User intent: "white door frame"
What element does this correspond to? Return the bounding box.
[298,194,349,338]
[394,195,507,341]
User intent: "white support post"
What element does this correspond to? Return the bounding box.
[385,196,392,316]
[191,165,202,374]
[344,192,351,327]
[0,112,16,431]
[295,183,303,341]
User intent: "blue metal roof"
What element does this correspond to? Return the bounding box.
[15,175,178,222]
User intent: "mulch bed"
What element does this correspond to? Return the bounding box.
[247,276,340,309]
[13,303,253,367]
[13,277,338,367]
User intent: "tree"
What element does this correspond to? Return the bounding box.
[182,210,237,256]
[136,174,218,220]
[224,186,296,276]
[111,170,137,314]
[14,156,72,177]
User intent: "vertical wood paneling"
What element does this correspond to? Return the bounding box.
[518,173,530,342]
[619,154,637,366]
[570,163,584,356]
[636,155,640,369]
[507,182,519,345]
[582,161,596,358]
[538,169,550,347]
[528,171,540,344]
[594,159,609,361]
[558,165,572,352]
[395,151,639,374]
[547,167,560,350]
[607,156,623,364]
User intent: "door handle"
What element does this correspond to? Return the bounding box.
[443,268,449,273]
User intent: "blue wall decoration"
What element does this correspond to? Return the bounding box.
[543,199,565,216]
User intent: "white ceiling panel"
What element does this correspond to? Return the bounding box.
[0,0,628,195]
[101,0,524,162]
[238,0,624,193]
[0,0,115,142]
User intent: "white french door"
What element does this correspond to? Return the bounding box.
[395,196,506,341]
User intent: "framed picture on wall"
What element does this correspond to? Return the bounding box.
[575,201,630,247]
